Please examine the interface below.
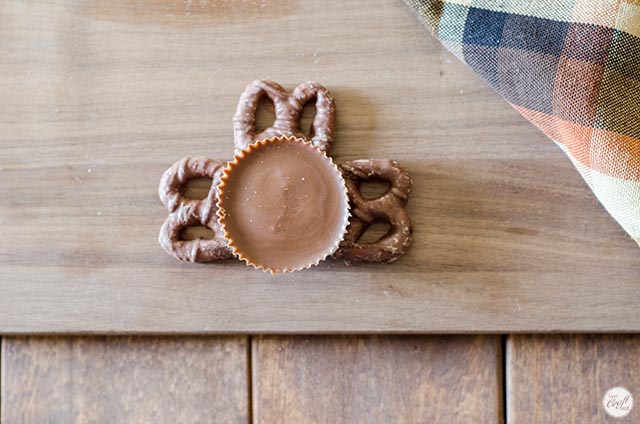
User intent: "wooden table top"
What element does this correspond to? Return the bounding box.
[4,334,640,421]
[1,0,638,334]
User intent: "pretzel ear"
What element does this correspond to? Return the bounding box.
[333,159,412,264]
[234,80,337,153]
[233,80,290,151]
[158,157,233,262]
[291,82,336,152]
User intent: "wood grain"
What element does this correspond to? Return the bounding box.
[252,335,503,423]
[1,336,249,423]
[507,335,640,423]
[0,0,639,333]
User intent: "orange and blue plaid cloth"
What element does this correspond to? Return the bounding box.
[406,0,640,246]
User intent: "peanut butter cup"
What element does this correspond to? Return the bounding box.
[217,136,350,273]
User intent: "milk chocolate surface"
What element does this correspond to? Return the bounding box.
[219,139,348,271]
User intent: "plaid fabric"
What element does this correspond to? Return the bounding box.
[406,0,640,246]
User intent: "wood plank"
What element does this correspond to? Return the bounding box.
[1,0,639,333]
[1,336,249,423]
[252,335,503,423]
[507,335,640,423]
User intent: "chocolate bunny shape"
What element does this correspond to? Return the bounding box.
[159,80,412,265]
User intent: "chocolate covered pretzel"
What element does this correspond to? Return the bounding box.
[159,80,413,265]
[158,157,413,264]
[233,80,336,152]
[333,159,412,264]
[158,157,233,262]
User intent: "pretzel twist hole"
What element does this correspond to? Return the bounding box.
[159,209,233,262]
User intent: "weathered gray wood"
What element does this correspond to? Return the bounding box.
[1,337,249,423]
[0,0,638,333]
[507,335,640,423]
[253,335,503,423]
